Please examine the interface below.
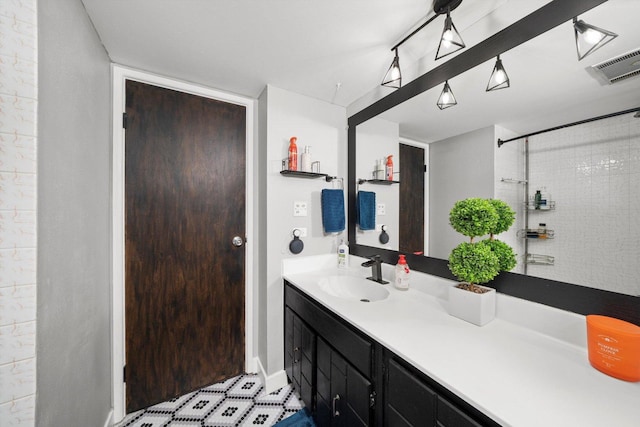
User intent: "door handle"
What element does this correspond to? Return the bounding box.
[232,236,244,247]
[332,394,341,417]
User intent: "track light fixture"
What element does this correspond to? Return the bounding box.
[573,17,617,60]
[437,81,457,110]
[435,9,466,60]
[486,55,510,91]
[381,48,402,88]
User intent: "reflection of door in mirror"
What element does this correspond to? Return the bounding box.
[399,143,425,255]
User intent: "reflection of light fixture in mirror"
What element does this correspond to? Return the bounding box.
[573,17,618,61]
[381,48,402,88]
[435,9,466,60]
[437,81,457,110]
[486,55,510,91]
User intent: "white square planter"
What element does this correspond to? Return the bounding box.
[448,284,496,326]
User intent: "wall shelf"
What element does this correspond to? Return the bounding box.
[358,178,400,185]
[281,170,328,179]
[526,253,555,265]
[526,200,556,210]
[517,229,555,239]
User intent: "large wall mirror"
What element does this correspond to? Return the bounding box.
[348,0,640,323]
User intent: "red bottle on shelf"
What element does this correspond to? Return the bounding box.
[288,137,298,171]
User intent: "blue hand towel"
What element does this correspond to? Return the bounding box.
[321,189,345,233]
[357,191,376,231]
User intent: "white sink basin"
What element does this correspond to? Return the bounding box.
[318,275,390,302]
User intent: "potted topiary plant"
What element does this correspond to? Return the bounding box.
[447,198,516,326]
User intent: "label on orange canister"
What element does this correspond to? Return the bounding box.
[586,315,640,382]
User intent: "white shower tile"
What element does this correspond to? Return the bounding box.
[0,172,36,211]
[0,210,36,248]
[0,248,36,287]
[0,54,37,99]
[0,0,37,25]
[0,357,36,402]
[0,321,35,364]
[0,95,37,137]
[0,15,36,63]
[0,394,35,425]
[0,284,36,326]
[0,133,36,173]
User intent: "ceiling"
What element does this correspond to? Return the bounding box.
[82,0,640,142]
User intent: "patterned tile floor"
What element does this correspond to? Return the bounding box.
[116,373,304,427]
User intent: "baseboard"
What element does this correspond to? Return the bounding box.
[256,357,289,395]
[103,409,114,427]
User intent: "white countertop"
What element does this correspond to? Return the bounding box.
[282,254,640,427]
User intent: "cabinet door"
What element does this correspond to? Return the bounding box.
[316,338,372,427]
[386,358,437,427]
[284,307,315,408]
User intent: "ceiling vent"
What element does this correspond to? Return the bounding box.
[589,48,640,84]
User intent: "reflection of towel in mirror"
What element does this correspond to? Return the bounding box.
[357,191,376,231]
[321,189,345,233]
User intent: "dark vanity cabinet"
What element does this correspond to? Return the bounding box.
[284,280,500,427]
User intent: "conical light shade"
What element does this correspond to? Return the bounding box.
[573,17,617,61]
[437,81,457,110]
[381,49,402,88]
[486,55,510,91]
[435,12,465,60]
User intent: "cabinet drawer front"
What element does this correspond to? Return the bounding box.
[437,397,483,427]
[285,283,373,377]
[387,358,437,426]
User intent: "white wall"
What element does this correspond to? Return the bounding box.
[37,0,112,425]
[0,1,38,424]
[429,126,496,259]
[261,85,346,375]
[355,117,399,249]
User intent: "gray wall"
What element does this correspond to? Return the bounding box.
[37,0,112,425]
[429,126,495,259]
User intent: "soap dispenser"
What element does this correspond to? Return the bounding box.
[338,239,349,268]
[395,254,410,290]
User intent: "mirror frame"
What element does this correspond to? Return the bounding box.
[348,0,640,325]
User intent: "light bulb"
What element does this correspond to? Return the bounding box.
[442,29,453,48]
[494,69,506,84]
[390,67,400,80]
[583,28,603,45]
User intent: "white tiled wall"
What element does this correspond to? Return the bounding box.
[514,115,640,296]
[0,0,38,425]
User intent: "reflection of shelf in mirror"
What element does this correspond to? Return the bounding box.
[526,200,556,210]
[281,170,329,179]
[501,177,527,184]
[358,179,400,185]
[526,253,555,265]
[517,229,555,239]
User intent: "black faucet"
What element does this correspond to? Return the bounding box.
[361,255,389,284]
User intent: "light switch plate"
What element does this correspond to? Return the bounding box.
[377,203,386,215]
[294,201,308,217]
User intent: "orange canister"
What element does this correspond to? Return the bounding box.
[586,315,640,382]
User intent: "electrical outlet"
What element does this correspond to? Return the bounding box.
[293,201,308,217]
[377,203,386,215]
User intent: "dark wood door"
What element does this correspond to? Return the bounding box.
[124,80,246,412]
[399,144,425,255]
